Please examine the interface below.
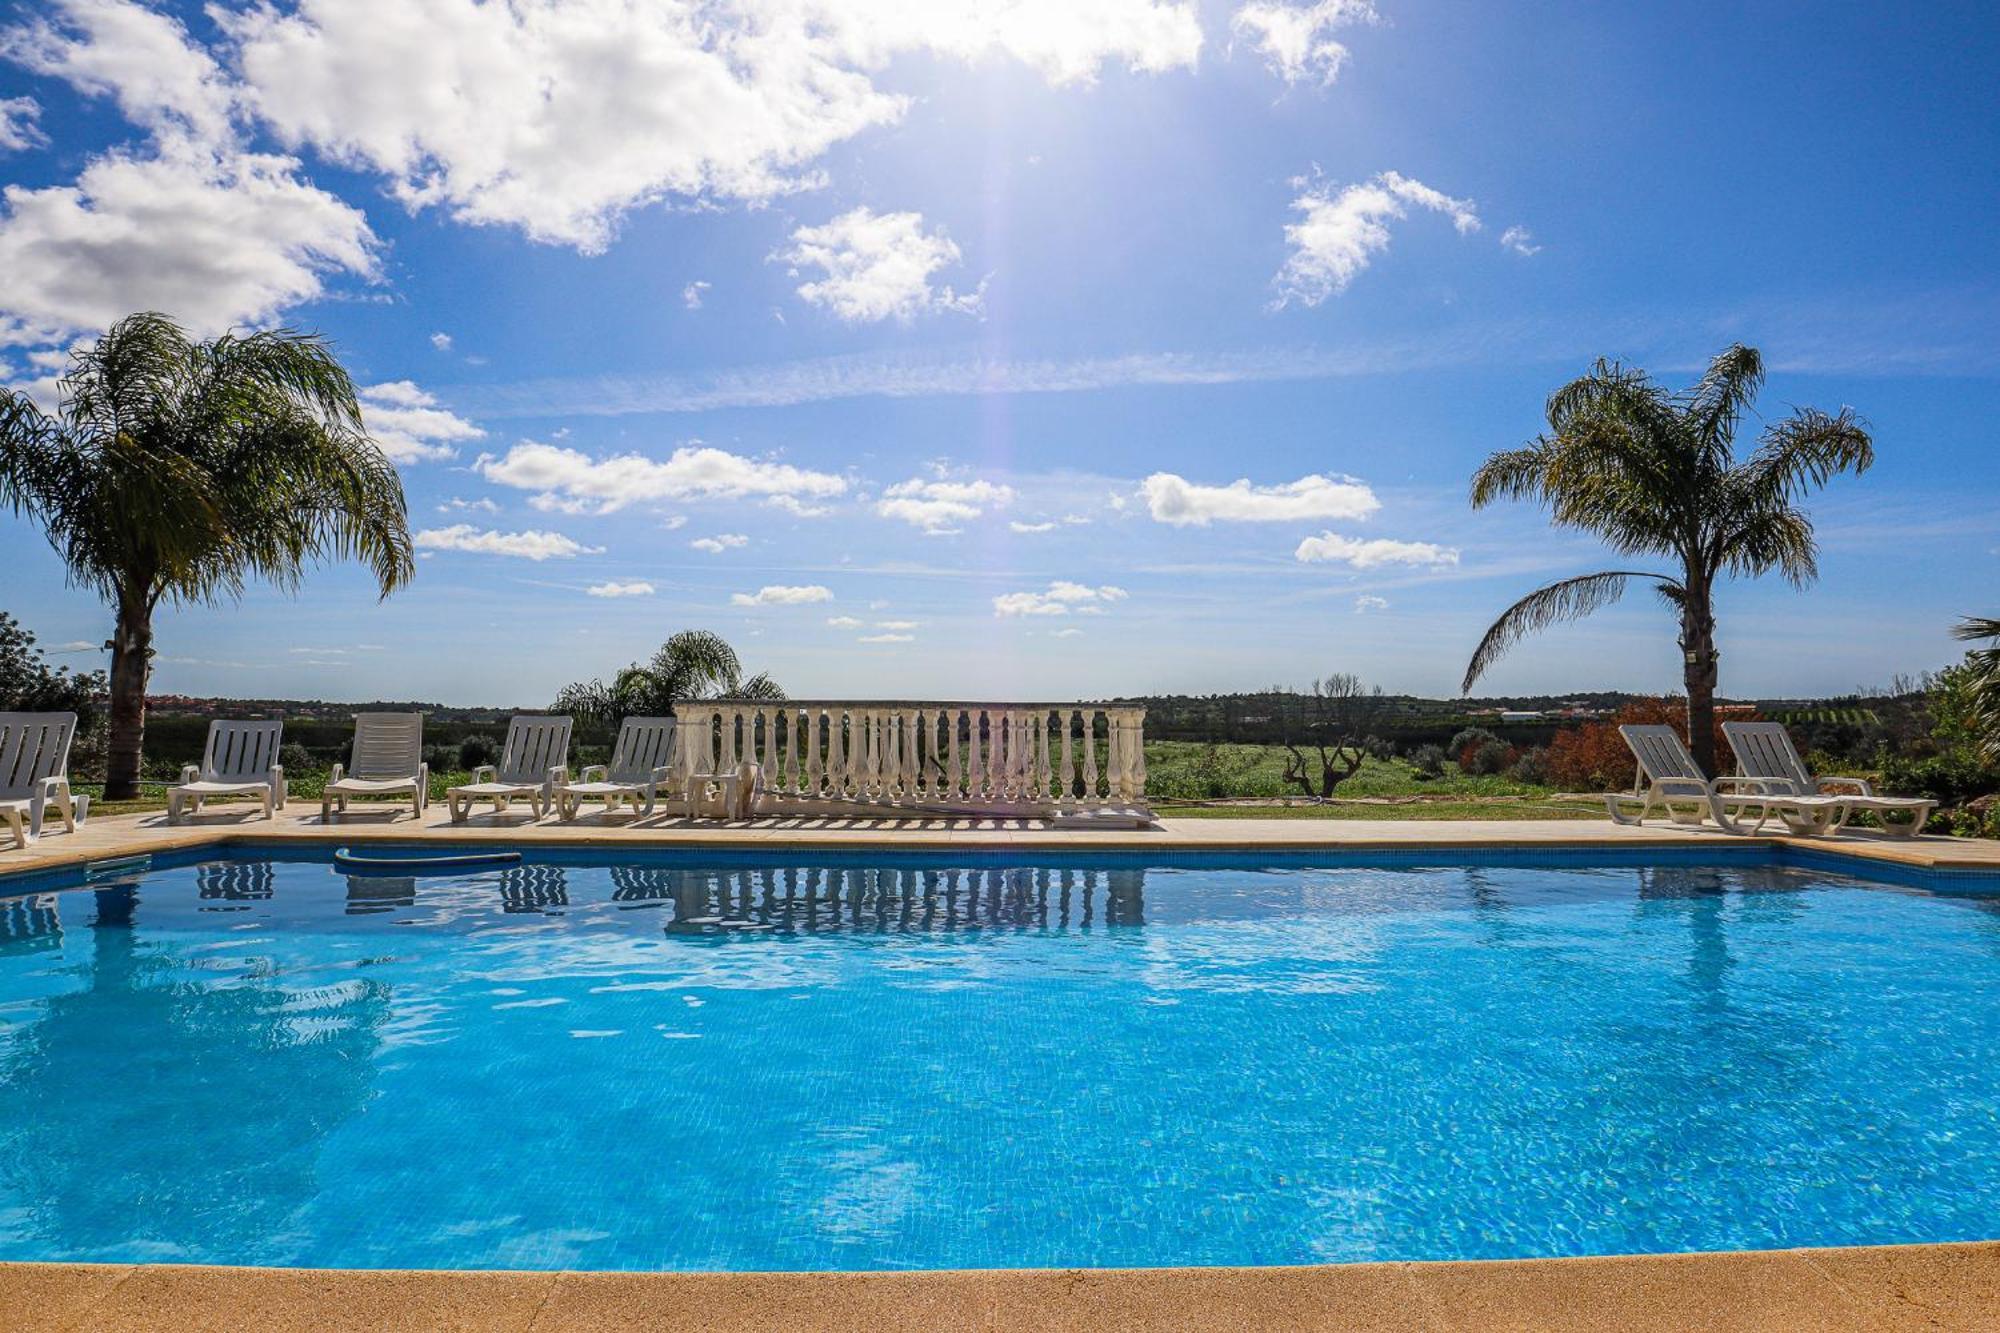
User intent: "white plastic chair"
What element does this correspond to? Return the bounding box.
[557,716,678,821]
[322,712,429,821]
[1605,724,1789,833]
[1723,721,1936,839]
[447,715,572,822]
[0,712,88,850]
[167,720,287,823]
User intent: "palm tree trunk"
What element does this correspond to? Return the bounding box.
[1680,594,1720,776]
[103,593,153,801]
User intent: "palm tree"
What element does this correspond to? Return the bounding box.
[0,313,413,798]
[1462,344,1873,775]
[555,628,783,731]
[1953,617,2000,760]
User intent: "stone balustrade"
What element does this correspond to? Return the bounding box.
[672,701,1148,817]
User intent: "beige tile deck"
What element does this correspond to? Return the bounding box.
[6,1242,1996,1332]
[4,800,1997,884]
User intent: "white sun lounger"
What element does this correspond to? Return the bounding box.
[322,712,429,821]
[447,715,572,822]
[556,715,679,821]
[167,720,287,823]
[1723,721,1936,838]
[0,711,89,850]
[1605,724,1807,834]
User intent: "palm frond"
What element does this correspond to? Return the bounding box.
[1740,407,1874,501]
[1683,343,1764,456]
[1462,570,1679,692]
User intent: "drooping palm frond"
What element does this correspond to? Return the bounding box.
[1682,343,1764,456]
[1461,570,1679,693]
[1953,617,2000,761]
[1736,406,1874,502]
[732,672,788,702]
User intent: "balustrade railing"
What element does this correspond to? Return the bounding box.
[672,701,1147,814]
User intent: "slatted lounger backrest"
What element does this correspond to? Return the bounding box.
[0,712,76,800]
[608,717,676,785]
[1722,722,1814,796]
[497,716,573,784]
[1618,725,1706,788]
[201,720,285,783]
[349,713,425,779]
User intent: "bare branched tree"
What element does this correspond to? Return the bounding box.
[1278,674,1387,801]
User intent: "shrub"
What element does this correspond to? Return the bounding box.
[278,742,315,774]
[1508,746,1550,786]
[1409,744,1449,779]
[1449,726,1500,756]
[1544,697,1740,791]
[1466,739,1517,776]
[458,733,500,770]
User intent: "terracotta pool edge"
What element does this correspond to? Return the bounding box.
[7,1239,1996,1331]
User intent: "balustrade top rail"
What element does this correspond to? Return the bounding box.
[701,699,1145,711]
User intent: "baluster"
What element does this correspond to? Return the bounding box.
[827,707,845,798]
[945,708,962,802]
[1036,709,1054,803]
[968,709,986,801]
[1058,708,1076,804]
[1081,709,1100,803]
[782,707,799,796]
[803,707,821,797]
[1128,707,1147,803]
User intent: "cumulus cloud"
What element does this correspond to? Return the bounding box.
[437,496,498,514]
[1295,532,1460,568]
[825,615,863,628]
[690,532,749,553]
[1141,471,1379,525]
[0,96,46,152]
[682,280,710,309]
[876,476,1014,532]
[874,619,917,630]
[414,524,602,560]
[359,380,484,464]
[1500,225,1541,256]
[475,439,846,514]
[993,581,1128,617]
[1010,520,1057,534]
[213,0,1202,251]
[1274,170,1481,307]
[777,207,983,323]
[1231,0,1376,85]
[588,580,655,598]
[1353,593,1389,613]
[732,584,833,606]
[766,494,833,518]
[858,632,913,643]
[429,330,452,350]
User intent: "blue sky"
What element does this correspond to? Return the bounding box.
[2,0,1995,706]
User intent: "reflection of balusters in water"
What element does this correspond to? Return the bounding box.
[197,862,276,905]
[344,875,416,915]
[0,893,61,946]
[1104,868,1146,926]
[498,865,569,913]
[608,866,683,907]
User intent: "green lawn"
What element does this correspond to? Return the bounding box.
[1144,742,1550,802]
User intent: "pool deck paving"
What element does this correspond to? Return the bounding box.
[3,805,1996,1330]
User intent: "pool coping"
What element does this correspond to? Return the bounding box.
[8,1239,1997,1330]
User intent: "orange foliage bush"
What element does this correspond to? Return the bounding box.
[1544,698,1744,791]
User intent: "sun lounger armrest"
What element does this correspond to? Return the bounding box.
[471,765,497,784]
[1815,776,1875,797]
[650,765,676,785]
[34,774,69,799]
[546,765,569,788]
[417,761,429,790]
[328,762,346,784]
[580,764,609,783]
[269,764,284,784]
[179,764,200,783]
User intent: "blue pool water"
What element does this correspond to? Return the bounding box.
[0,847,1997,1272]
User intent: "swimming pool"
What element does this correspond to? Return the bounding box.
[1,845,1996,1272]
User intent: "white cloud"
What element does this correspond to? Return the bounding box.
[732,584,833,606]
[437,496,498,514]
[1500,224,1541,256]
[1274,170,1481,307]
[213,0,1201,251]
[1141,471,1379,525]
[0,140,377,343]
[682,280,710,310]
[660,514,688,530]
[1050,627,1084,638]
[1295,532,1460,568]
[0,96,46,152]
[475,439,847,514]
[587,580,655,598]
[528,492,593,515]
[430,330,453,350]
[1353,593,1389,613]
[414,524,602,560]
[874,619,917,630]
[777,207,983,323]
[858,632,913,643]
[1231,1,1376,86]
[766,494,833,518]
[993,581,1128,617]
[876,475,1014,531]
[1009,520,1057,533]
[690,532,749,553]
[4,0,235,141]
[825,615,863,628]
[359,380,484,464]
